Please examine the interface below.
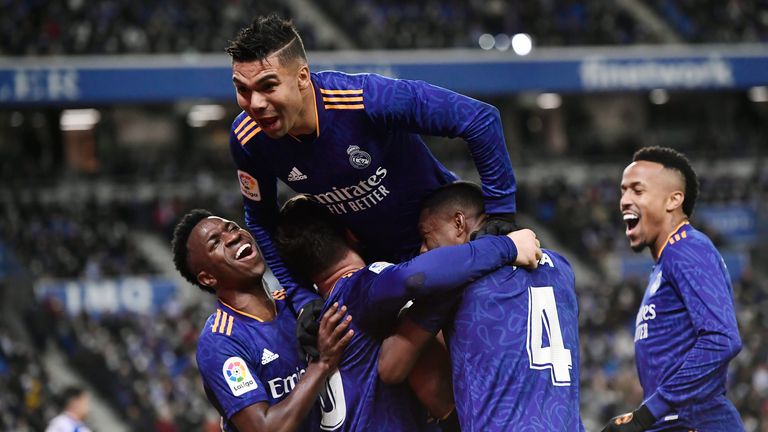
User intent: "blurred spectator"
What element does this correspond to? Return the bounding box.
[0,324,58,431]
[45,386,92,432]
[0,0,329,56]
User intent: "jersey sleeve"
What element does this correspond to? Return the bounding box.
[363,73,517,213]
[229,125,321,312]
[643,242,743,418]
[359,235,518,320]
[196,333,269,422]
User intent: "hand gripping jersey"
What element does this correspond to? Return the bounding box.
[229,71,517,312]
[316,235,520,432]
[196,291,319,432]
[411,249,584,432]
[633,223,743,431]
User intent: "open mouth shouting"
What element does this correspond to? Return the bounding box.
[257,116,279,133]
[235,242,255,261]
[623,212,640,237]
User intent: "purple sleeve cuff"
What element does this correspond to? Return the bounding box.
[644,392,672,419]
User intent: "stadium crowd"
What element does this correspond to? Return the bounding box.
[0,322,57,431]
[0,193,157,279]
[0,0,325,56]
[2,0,766,56]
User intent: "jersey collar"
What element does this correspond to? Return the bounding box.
[218,299,269,323]
[655,220,690,261]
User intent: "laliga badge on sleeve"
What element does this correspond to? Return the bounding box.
[223,356,258,396]
[238,170,261,201]
[368,262,394,274]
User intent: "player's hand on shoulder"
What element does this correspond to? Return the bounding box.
[315,302,354,372]
[507,228,542,270]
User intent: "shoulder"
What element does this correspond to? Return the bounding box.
[537,249,574,275]
[660,225,719,266]
[197,309,249,358]
[314,70,369,91]
[230,111,263,147]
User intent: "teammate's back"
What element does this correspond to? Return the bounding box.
[446,249,584,432]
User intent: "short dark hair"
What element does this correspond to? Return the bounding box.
[421,181,486,217]
[60,386,85,407]
[226,15,307,65]
[275,196,349,280]
[633,146,699,217]
[171,209,215,294]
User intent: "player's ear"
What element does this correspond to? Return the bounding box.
[666,190,684,213]
[454,211,466,236]
[297,63,311,90]
[198,271,217,290]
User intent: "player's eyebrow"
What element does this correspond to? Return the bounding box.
[206,222,233,245]
[621,180,644,190]
[232,73,279,86]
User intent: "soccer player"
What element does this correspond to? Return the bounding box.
[603,147,743,431]
[171,209,354,432]
[225,15,520,345]
[274,195,542,431]
[377,182,584,432]
[45,387,92,432]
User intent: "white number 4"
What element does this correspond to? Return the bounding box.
[527,286,572,386]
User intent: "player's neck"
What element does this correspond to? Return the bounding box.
[651,214,689,260]
[314,249,366,298]
[288,82,318,137]
[217,284,276,321]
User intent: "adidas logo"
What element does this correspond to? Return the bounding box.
[261,348,280,365]
[287,167,307,182]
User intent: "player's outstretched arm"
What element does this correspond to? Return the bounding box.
[230,303,353,432]
[370,231,540,307]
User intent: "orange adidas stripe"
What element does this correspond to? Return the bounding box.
[325,104,364,110]
[319,88,362,95]
[234,118,253,134]
[240,127,262,145]
[322,96,363,103]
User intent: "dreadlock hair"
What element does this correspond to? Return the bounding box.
[171,209,215,294]
[225,14,307,66]
[633,146,699,217]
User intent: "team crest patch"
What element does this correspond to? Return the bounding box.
[238,170,261,201]
[222,356,258,396]
[347,145,371,169]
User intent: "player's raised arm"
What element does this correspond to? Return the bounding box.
[230,303,354,432]
[229,125,322,316]
[363,73,517,217]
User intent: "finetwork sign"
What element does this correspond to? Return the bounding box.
[580,58,734,90]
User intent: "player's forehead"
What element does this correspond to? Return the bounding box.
[190,216,232,243]
[418,208,450,232]
[232,53,294,83]
[621,161,665,186]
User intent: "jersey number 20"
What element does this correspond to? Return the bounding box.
[527,286,573,386]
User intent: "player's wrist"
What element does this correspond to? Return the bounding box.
[307,359,333,376]
[632,404,656,429]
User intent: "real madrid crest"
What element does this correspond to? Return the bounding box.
[347,145,371,169]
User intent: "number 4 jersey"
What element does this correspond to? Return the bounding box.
[442,249,584,432]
